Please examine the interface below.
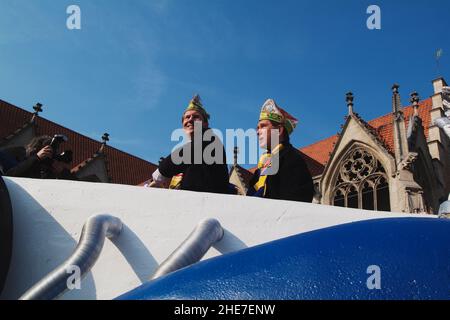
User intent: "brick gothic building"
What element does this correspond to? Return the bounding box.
[231,77,450,214]
[0,99,157,185]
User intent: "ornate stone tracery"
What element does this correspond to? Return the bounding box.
[332,148,390,211]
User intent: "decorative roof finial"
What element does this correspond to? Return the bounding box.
[392,84,402,114]
[410,91,420,116]
[98,133,110,153]
[102,133,110,144]
[346,92,354,115]
[33,103,43,115]
[392,83,400,94]
[233,146,238,166]
[30,102,43,122]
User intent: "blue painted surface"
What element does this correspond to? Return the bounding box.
[117,218,450,300]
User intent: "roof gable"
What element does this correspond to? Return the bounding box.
[0,99,157,185]
[300,98,433,174]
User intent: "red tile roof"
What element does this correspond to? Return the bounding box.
[0,99,157,185]
[0,100,32,140]
[299,150,326,177]
[300,98,433,174]
[300,135,339,170]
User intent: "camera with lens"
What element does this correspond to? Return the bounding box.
[49,134,73,164]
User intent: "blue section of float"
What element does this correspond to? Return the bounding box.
[117,218,450,300]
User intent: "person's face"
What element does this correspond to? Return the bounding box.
[257,120,283,149]
[182,110,207,138]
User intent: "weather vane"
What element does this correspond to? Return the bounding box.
[436,48,443,77]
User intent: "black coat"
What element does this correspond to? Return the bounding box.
[158,131,230,194]
[248,142,314,202]
[3,146,77,180]
[0,148,19,175]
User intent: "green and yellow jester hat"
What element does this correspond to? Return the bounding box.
[183,94,210,122]
[259,99,298,135]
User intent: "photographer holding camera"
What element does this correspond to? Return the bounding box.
[4,135,77,180]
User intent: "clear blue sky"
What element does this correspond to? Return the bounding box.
[1,0,449,165]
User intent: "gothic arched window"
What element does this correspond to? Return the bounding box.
[332,148,390,211]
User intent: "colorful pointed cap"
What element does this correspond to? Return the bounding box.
[259,99,298,135]
[184,94,210,121]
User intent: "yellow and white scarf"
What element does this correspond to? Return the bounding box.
[253,144,284,197]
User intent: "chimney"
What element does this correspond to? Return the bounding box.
[432,77,448,94]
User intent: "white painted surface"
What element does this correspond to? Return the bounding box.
[0,177,433,300]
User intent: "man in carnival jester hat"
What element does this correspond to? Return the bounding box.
[247,99,314,202]
[149,95,230,194]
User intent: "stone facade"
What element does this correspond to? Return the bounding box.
[314,78,450,214]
